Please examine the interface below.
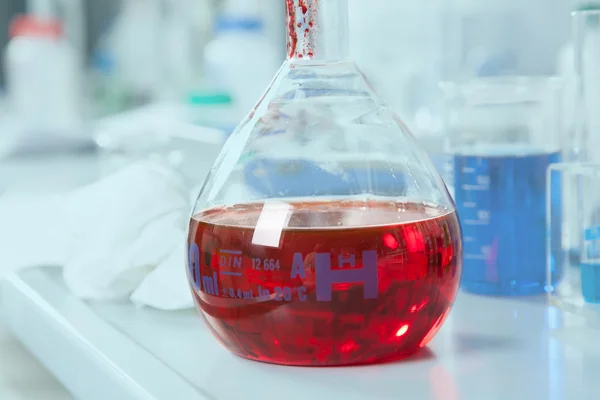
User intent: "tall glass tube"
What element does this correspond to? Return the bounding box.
[572,10,600,163]
[286,0,349,61]
[557,10,600,273]
[546,10,600,312]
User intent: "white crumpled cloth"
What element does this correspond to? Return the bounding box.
[59,161,195,310]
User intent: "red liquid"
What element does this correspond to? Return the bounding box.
[187,200,462,366]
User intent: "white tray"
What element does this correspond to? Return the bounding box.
[3,267,600,400]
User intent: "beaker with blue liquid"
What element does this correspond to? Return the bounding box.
[548,164,600,309]
[582,226,600,303]
[574,166,600,304]
[443,78,562,296]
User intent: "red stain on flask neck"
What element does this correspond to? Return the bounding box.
[300,0,308,14]
[286,0,298,59]
[286,0,317,59]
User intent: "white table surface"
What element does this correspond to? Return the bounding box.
[3,266,600,400]
[0,108,225,399]
[0,315,72,400]
[2,153,600,400]
[0,149,198,400]
[0,153,100,400]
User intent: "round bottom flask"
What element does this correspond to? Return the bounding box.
[186,0,462,366]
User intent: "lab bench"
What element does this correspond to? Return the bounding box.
[2,265,599,400]
[1,153,600,400]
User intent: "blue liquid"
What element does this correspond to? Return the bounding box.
[454,148,561,296]
[581,262,600,303]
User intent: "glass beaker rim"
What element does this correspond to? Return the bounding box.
[549,162,600,177]
[572,8,600,29]
[572,9,600,17]
[439,76,562,105]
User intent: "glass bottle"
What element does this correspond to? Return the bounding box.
[186,0,462,366]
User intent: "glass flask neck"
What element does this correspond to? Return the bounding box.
[286,0,349,62]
